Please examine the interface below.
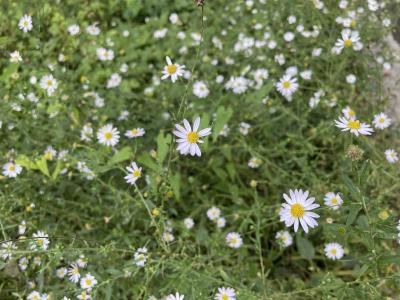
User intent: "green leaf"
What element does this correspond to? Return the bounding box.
[51,160,63,180]
[137,153,160,173]
[356,264,369,278]
[15,155,38,170]
[346,205,361,226]
[378,255,400,265]
[356,215,369,231]
[170,173,181,200]
[342,175,360,199]
[69,107,81,127]
[35,157,50,177]
[109,147,133,165]
[212,106,233,141]
[47,101,63,115]
[0,63,18,81]
[296,235,315,260]
[156,133,171,164]
[124,0,143,18]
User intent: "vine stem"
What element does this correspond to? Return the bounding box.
[166,6,206,172]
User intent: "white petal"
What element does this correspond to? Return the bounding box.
[193,117,200,132]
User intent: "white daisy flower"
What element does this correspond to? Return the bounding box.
[346,74,356,84]
[275,230,293,247]
[238,122,251,135]
[56,267,67,279]
[0,241,17,260]
[372,113,391,130]
[18,220,27,235]
[183,217,194,229]
[96,48,114,61]
[324,243,344,260]
[81,124,93,141]
[2,162,22,178]
[125,128,145,139]
[30,231,50,250]
[44,145,57,161]
[86,24,100,35]
[19,15,33,32]
[68,24,80,35]
[97,124,120,147]
[10,51,22,63]
[106,73,122,89]
[225,76,249,94]
[18,257,29,271]
[77,291,91,300]
[80,273,98,290]
[27,291,41,300]
[172,117,211,157]
[68,263,81,283]
[124,162,142,185]
[162,231,175,242]
[279,189,320,233]
[76,255,88,268]
[192,81,209,98]
[324,192,343,210]
[216,217,226,228]
[226,232,243,249]
[333,29,362,54]
[335,116,374,136]
[214,287,236,300]
[134,247,148,267]
[276,75,299,97]
[397,220,400,244]
[385,149,398,163]
[207,206,221,221]
[40,74,58,96]
[161,56,186,82]
[248,157,262,168]
[166,292,184,300]
[342,106,356,120]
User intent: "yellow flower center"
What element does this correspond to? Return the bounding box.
[222,294,229,300]
[348,110,355,117]
[379,117,385,123]
[290,203,305,218]
[390,153,395,158]
[344,39,352,47]
[85,279,92,286]
[131,129,139,135]
[187,132,199,143]
[348,120,361,130]
[167,64,177,75]
[8,165,15,171]
[132,170,141,177]
[330,249,337,255]
[44,152,53,160]
[230,238,237,245]
[37,239,43,246]
[24,21,28,27]
[104,132,113,140]
[283,81,291,89]
[350,20,357,28]
[281,236,287,241]
[47,80,53,86]
[331,198,338,205]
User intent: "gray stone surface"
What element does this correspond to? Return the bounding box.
[384,34,400,123]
